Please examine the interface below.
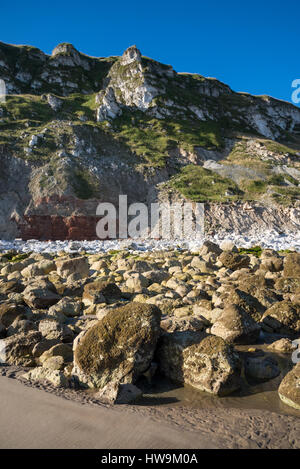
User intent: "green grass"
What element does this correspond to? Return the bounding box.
[170,165,242,202]
[238,246,262,257]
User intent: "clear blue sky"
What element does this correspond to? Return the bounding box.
[1,0,299,105]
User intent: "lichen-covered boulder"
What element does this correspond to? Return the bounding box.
[283,253,300,278]
[278,363,300,410]
[260,300,300,336]
[0,331,42,366]
[218,252,250,271]
[73,302,161,388]
[211,305,261,344]
[222,288,265,322]
[157,331,241,396]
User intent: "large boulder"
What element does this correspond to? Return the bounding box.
[23,278,61,309]
[73,302,161,388]
[218,252,250,271]
[38,319,74,343]
[157,331,241,396]
[278,363,300,410]
[48,297,82,318]
[0,331,42,366]
[82,280,122,305]
[222,288,265,322]
[56,256,89,278]
[283,253,300,278]
[260,301,300,336]
[211,305,261,344]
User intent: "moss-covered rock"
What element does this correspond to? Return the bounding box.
[157,331,241,396]
[261,300,300,336]
[278,363,300,410]
[218,252,250,271]
[73,302,161,389]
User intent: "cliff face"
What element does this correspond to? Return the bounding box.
[0,42,299,240]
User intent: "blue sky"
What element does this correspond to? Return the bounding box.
[1,0,299,104]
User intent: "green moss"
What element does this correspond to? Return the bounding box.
[238,246,262,257]
[170,165,242,202]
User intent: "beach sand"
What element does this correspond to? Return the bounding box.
[0,375,299,449]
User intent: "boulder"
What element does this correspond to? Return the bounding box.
[0,280,24,295]
[7,318,37,336]
[261,301,300,336]
[0,331,42,366]
[0,303,29,327]
[218,252,250,271]
[157,331,241,396]
[222,288,265,322]
[23,367,69,388]
[278,363,300,410]
[83,280,122,305]
[42,356,65,371]
[38,319,74,342]
[283,253,300,278]
[39,343,73,364]
[73,302,161,389]
[23,279,60,309]
[96,382,143,404]
[244,354,280,380]
[48,297,82,318]
[268,338,298,353]
[211,305,261,344]
[56,256,89,278]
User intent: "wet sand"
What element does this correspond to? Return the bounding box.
[0,374,299,449]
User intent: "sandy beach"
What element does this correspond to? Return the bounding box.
[0,375,299,449]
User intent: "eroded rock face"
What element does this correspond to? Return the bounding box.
[278,363,300,410]
[157,331,241,396]
[211,305,261,344]
[73,302,161,388]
